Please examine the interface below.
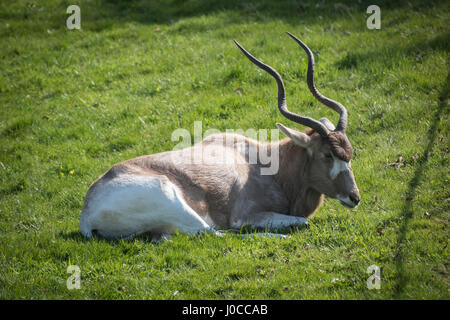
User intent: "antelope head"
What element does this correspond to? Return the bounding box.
[235,32,361,208]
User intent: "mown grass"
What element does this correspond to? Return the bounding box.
[0,0,449,299]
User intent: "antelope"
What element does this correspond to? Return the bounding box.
[80,32,360,241]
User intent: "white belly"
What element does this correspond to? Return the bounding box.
[80,175,211,239]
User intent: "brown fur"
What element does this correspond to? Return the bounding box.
[84,127,359,231]
[326,131,353,162]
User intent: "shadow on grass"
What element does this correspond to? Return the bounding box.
[60,230,160,244]
[60,231,93,242]
[335,31,450,71]
[10,0,446,35]
[393,71,449,298]
[60,225,304,243]
[60,230,154,243]
[93,0,446,26]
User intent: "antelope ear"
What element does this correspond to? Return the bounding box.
[276,123,311,148]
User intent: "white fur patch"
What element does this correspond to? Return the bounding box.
[80,175,213,238]
[330,158,350,180]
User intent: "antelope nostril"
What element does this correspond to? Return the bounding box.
[349,194,360,205]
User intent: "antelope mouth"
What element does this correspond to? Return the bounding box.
[337,195,359,208]
[339,200,356,208]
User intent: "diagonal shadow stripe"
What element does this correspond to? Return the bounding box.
[393,71,449,298]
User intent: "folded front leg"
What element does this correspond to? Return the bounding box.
[234,211,308,230]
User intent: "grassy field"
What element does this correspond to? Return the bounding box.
[0,0,449,299]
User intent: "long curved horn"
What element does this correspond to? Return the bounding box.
[286,32,348,132]
[234,40,330,137]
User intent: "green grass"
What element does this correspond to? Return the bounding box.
[0,0,449,299]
